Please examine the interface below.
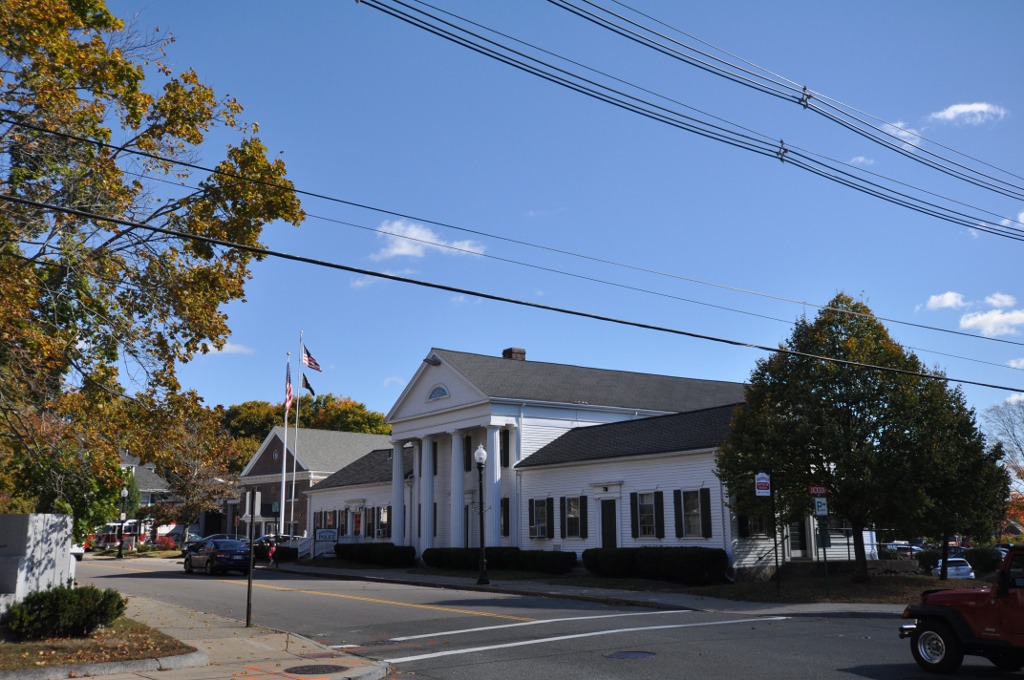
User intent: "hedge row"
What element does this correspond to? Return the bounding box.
[420,547,577,575]
[2,585,125,640]
[582,547,729,585]
[334,542,416,567]
[917,547,1003,574]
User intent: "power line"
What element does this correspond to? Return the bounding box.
[357,0,1024,240]
[4,192,1023,394]
[8,116,1024,353]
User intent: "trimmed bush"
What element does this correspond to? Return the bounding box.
[966,547,1002,574]
[517,550,577,575]
[582,547,729,586]
[3,585,125,640]
[421,547,521,571]
[333,542,416,567]
[275,545,299,562]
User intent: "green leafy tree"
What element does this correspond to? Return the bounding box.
[300,394,390,434]
[0,0,303,515]
[716,293,1005,581]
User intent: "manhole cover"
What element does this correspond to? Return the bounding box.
[604,650,656,659]
[283,664,350,674]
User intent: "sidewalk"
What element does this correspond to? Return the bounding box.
[5,561,905,680]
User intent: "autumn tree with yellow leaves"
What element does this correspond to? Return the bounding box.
[0,0,304,536]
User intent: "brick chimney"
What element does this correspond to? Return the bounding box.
[502,347,526,361]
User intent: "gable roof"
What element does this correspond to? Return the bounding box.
[121,453,168,493]
[313,447,412,491]
[431,348,745,413]
[242,427,394,478]
[516,403,740,468]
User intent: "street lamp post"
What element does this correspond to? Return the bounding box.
[117,487,128,559]
[473,445,489,585]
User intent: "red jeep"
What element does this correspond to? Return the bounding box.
[900,548,1024,673]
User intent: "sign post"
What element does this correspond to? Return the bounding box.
[756,471,780,597]
[810,486,830,598]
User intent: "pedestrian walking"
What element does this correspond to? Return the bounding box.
[268,538,278,568]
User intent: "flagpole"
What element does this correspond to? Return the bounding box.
[280,353,291,538]
[290,331,303,536]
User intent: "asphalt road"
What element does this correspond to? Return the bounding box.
[76,557,1006,680]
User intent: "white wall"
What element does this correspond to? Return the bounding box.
[0,514,75,614]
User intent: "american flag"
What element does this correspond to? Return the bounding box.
[302,346,322,372]
[285,362,293,414]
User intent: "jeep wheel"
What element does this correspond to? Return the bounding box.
[911,621,964,674]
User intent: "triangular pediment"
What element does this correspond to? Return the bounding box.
[386,349,488,423]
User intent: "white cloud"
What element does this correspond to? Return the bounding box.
[959,309,1024,336]
[1007,393,1024,404]
[208,342,254,355]
[849,156,875,166]
[383,375,405,389]
[925,291,968,310]
[370,220,485,261]
[987,292,1017,308]
[882,120,923,148]
[1001,209,1024,229]
[1009,358,1024,369]
[929,102,1008,126]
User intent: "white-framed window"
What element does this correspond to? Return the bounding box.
[565,496,582,537]
[747,514,769,536]
[529,498,548,538]
[682,490,701,536]
[638,492,656,537]
[428,384,449,401]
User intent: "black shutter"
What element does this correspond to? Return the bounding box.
[673,489,683,538]
[629,492,639,538]
[700,488,713,538]
[386,505,392,538]
[560,497,567,539]
[654,491,665,539]
[580,496,588,539]
[501,497,510,537]
[738,515,750,538]
[500,429,510,468]
[417,505,421,537]
[528,499,536,538]
[546,498,555,539]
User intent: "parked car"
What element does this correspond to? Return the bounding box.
[931,558,975,579]
[886,543,923,560]
[70,543,85,561]
[184,539,251,576]
[181,533,248,557]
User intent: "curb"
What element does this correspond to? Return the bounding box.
[2,649,208,680]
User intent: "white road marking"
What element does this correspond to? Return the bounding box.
[391,609,691,641]
[385,616,788,664]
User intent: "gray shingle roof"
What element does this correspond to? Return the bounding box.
[314,448,412,490]
[121,453,167,493]
[516,403,740,468]
[433,348,745,412]
[273,427,393,473]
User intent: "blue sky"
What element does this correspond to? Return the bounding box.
[107,0,1023,421]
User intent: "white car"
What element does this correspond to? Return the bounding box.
[70,543,85,561]
[931,558,974,579]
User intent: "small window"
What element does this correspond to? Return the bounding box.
[683,491,701,536]
[428,384,449,401]
[565,497,581,537]
[529,498,548,538]
[638,492,656,537]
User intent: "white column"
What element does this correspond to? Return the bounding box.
[390,442,405,545]
[421,437,435,551]
[449,431,465,548]
[485,426,501,546]
[411,440,421,554]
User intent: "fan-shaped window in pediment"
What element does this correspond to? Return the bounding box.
[428,384,450,401]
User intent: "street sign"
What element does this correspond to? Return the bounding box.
[814,496,829,517]
[808,485,828,496]
[755,472,771,497]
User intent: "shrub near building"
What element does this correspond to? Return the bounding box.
[3,586,125,640]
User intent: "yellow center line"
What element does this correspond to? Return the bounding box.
[86,562,535,622]
[242,581,535,621]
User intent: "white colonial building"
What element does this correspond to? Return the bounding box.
[302,346,876,570]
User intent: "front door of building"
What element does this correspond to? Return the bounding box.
[601,499,617,549]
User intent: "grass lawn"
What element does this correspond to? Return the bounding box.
[0,617,194,672]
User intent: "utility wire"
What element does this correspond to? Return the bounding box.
[7,115,1024,350]
[4,191,1022,394]
[357,0,1024,240]
[554,0,1024,201]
